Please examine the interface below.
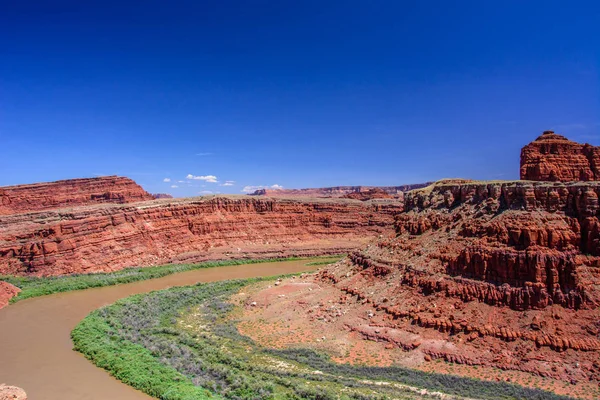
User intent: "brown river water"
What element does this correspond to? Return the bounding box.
[0,260,321,400]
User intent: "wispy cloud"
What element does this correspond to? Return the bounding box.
[241,184,284,193]
[171,184,179,188]
[195,152,213,156]
[186,174,218,183]
[220,180,236,187]
[163,178,171,182]
[199,190,214,195]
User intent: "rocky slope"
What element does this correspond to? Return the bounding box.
[0,282,20,309]
[0,196,402,276]
[521,130,600,181]
[249,183,432,197]
[309,180,600,384]
[0,176,153,215]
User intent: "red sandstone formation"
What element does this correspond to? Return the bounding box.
[249,183,431,198]
[0,282,20,309]
[0,384,27,400]
[0,196,402,276]
[521,130,600,181]
[309,180,600,384]
[0,176,153,215]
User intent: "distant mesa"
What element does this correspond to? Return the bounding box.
[0,176,153,215]
[521,130,600,181]
[248,183,432,198]
[152,193,174,199]
[342,187,393,201]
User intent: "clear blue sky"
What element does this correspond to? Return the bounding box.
[1,1,598,196]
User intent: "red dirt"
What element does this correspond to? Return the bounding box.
[0,176,153,215]
[521,130,600,181]
[0,282,20,309]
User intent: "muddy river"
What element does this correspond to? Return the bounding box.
[0,260,321,400]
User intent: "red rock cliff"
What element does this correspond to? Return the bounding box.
[314,180,600,382]
[0,196,402,276]
[520,131,600,181]
[0,176,153,215]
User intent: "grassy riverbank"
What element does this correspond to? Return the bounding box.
[72,277,573,400]
[1,255,342,303]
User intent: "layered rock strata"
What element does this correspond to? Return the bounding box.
[0,176,153,215]
[520,130,600,181]
[313,180,600,382]
[0,196,402,276]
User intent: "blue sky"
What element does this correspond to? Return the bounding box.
[1,1,598,196]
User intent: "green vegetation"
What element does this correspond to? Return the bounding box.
[1,256,341,303]
[72,277,574,400]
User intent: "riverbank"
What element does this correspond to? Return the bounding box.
[0,255,342,305]
[72,276,574,400]
[0,259,325,400]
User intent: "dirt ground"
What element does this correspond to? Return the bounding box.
[235,275,600,400]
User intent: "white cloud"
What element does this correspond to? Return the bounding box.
[177,180,185,183]
[241,184,284,193]
[199,190,213,195]
[171,185,179,188]
[186,174,218,183]
[163,178,171,182]
[195,152,213,156]
[221,180,235,187]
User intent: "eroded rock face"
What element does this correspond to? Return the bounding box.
[0,196,403,276]
[0,282,20,309]
[520,131,600,181]
[311,180,600,382]
[0,176,153,215]
[0,384,27,400]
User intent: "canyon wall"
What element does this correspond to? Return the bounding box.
[0,176,153,215]
[313,180,600,381]
[521,130,600,181]
[0,196,402,276]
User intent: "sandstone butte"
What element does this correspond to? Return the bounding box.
[521,130,600,181]
[0,176,154,215]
